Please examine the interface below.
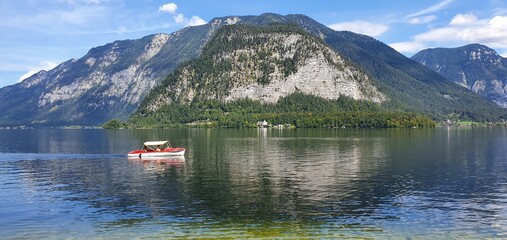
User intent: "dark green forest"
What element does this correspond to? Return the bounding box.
[112,93,436,129]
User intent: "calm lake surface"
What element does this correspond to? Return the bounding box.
[1,128,507,239]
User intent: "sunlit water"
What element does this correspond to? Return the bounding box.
[1,128,507,239]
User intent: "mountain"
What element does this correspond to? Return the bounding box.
[0,21,232,127]
[227,14,506,120]
[1,13,505,127]
[412,44,507,108]
[129,24,434,128]
[137,24,385,114]
[137,13,505,122]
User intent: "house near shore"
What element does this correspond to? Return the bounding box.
[257,120,268,128]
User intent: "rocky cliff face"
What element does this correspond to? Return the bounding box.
[0,19,241,126]
[412,44,507,107]
[0,34,168,126]
[140,24,385,113]
[222,14,505,120]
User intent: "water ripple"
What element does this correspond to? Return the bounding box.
[1,128,507,238]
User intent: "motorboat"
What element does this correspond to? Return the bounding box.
[128,141,186,158]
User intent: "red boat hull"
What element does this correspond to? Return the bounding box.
[128,148,186,157]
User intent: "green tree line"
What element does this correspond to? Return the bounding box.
[108,93,435,129]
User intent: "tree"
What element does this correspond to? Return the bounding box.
[102,119,127,129]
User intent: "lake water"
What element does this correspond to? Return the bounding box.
[1,128,507,239]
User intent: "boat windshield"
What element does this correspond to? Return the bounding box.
[143,141,171,151]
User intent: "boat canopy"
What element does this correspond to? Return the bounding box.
[144,141,169,146]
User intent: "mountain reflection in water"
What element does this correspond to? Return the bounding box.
[0,128,506,238]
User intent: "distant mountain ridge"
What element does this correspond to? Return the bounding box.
[412,44,507,107]
[0,13,505,127]
[0,21,233,126]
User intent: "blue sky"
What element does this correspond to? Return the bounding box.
[1,0,507,88]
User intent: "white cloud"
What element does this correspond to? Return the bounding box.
[415,14,507,46]
[490,16,507,29]
[392,13,507,54]
[404,0,453,25]
[187,16,206,26]
[172,13,206,27]
[389,42,427,53]
[18,70,41,82]
[174,13,185,24]
[18,61,58,82]
[408,15,437,25]
[158,3,177,14]
[1,1,190,36]
[406,0,454,19]
[449,13,479,26]
[328,21,389,37]
[159,3,206,27]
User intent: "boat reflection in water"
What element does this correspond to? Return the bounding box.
[128,156,186,171]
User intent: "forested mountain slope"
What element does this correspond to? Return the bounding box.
[127,24,433,128]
